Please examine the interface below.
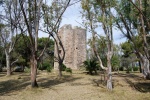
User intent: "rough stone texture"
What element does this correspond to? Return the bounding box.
[54,24,86,70]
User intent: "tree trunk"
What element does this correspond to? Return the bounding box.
[5,50,11,76]
[139,56,150,79]
[30,55,38,88]
[143,58,150,79]
[58,61,63,78]
[131,63,133,72]
[106,52,113,91]
[139,61,142,73]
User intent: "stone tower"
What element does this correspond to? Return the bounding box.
[54,24,86,70]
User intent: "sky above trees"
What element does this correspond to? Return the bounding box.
[39,1,126,45]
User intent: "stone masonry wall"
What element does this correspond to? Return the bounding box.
[54,24,86,70]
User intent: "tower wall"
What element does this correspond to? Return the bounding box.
[54,24,86,70]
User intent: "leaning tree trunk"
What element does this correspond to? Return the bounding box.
[5,50,11,76]
[138,0,150,79]
[141,57,150,79]
[137,52,150,79]
[30,54,38,87]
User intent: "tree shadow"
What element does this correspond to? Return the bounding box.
[39,75,82,88]
[0,74,82,96]
[92,72,150,92]
[125,78,150,93]
[0,78,30,95]
[113,73,143,81]
[116,73,150,93]
[91,79,106,88]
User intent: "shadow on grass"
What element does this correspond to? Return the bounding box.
[0,74,82,96]
[125,78,150,93]
[92,72,150,92]
[113,73,143,81]
[113,73,150,93]
[39,75,82,88]
[0,78,31,95]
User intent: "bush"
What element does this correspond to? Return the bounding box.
[65,68,72,74]
[46,65,52,72]
[24,67,30,73]
[133,66,138,71]
[83,59,99,75]
[38,62,53,72]
[126,66,138,72]
[61,63,66,71]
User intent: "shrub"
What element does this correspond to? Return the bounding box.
[133,66,138,71]
[61,63,66,71]
[38,62,53,72]
[126,66,138,73]
[65,68,72,74]
[24,67,30,73]
[46,65,52,72]
[83,59,99,75]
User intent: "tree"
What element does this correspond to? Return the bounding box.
[81,0,107,71]
[115,0,150,79]
[18,0,49,87]
[18,0,71,87]
[0,0,21,75]
[81,0,116,91]
[42,0,71,77]
[14,34,30,68]
[121,41,138,73]
[0,42,5,71]
[111,45,121,72]
[37,37,54,71]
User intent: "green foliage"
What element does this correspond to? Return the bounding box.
[0,45,5,67]
[133,66,138,71]
[14,35,54,67]
[111,55,120,71]
[38,62,52,72]
[83,59,99,75]
[65,68,72,74]
[46,65,52,72]
[38,37,54,51]
[121,41,133,57]
[61,63,67,71]
[24,67,30,73]
[129,66,139,72]
[14,34,30,66]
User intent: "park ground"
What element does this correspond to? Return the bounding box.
[0,71,150,100]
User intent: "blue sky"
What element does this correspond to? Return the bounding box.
[61,1,127,45]
[39,0,127,45]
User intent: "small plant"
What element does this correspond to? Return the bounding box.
[83,59,99,75]
[38,62,53,72]
[61,63,66,71]
[65,68,72,74]
[133,66,138,71]
[24,67,30,73]
[46,65,52,72]
[127,66,138,73]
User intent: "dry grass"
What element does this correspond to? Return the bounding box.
[0,71,150,100]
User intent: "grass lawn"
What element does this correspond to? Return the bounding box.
[0,71,150,100]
